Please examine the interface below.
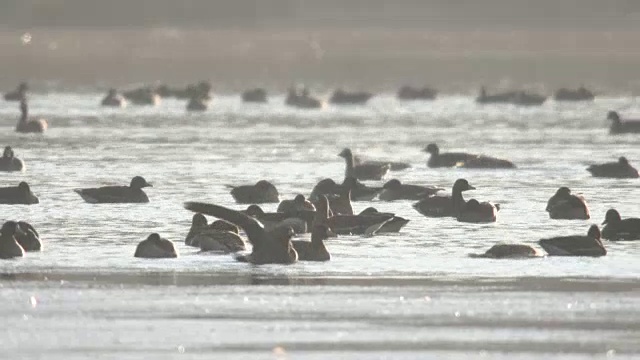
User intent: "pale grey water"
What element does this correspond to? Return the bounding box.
[0,93,639,359]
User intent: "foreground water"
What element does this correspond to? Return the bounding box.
[0,93,639,359]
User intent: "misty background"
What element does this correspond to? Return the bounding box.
[1,0,640,92]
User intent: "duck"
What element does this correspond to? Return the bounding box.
[339,148,389,181]
[0,182,39,204]
[357,207,410,233]
[0,146,25,172]
[546,187,590,220]
[277,194,316,214]
[123,87,161,106]
[511,91,547,106]
[226,180,279,204]
[243,205,310,234]
[184,201,298,264]
[423,144,515,169]
[285,87,322,109]
[292,195,332,261]
[186,96,209,112]
[469,244,543,259]
[608,111,640,134]
[539,225,606,257]
[353,155,411,171]
[329,89,373,105]
[587,157,639,178]
[0,221,25,259]
[378,179,443,201]
[16,98,48,133]
[100,88,127,107]
[242,88,268,103]
[74,176,152,204]
[15,221,42,252]
[3,82,28,101]
[601,209,640,241]
[134,233,179,258]
[397,86,437,100]
[553,86,595,102]
[185,214,246,252]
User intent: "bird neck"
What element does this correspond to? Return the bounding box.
[452,188,466,216]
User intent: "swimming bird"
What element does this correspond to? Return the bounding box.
[243,205,310,234]
[553,86,594,102]
[0,221,25,259]
[546,187,590,220]
[15,221,42,252]
[134,233,179,258]
[0,146,25,172]
[277,194,316,214]
[123,87,161,106]
[184,201,298,265]
[16,98,48,133]
[242,88,268,103]
[339,148,389,181]
[285,87,322,109]
[0,182,39,204]
[353,155,411,171]
[329,89,373,105]
[607,111,640,134]
[412,179,498,222]
[476,87,516,104]
[292,195,332,261]
[601,209,640,241]
[586,157,639,178]
[3,82,28,101]
[469,244,543,259]
[397,86,437,100]
[539,225,606,257]
[74,176,152,204]
[186,96,209,111]
[378,179,443,201]
[101,88,127,107]
[451,180,499,223]
[423,144,515,169]
[227,180,279,204]
[185,214,246,252]
[357,207,410,233]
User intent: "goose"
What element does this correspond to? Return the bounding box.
[339,148,389,181]
[586,157,639,178]
[242,88,268,103]
[15,221,42,252]
[184,201,298,264]
[277,194,316,214]
[0,181,39,204]
[379,179,443,201]
[539,225,606,257]
[423,144,515,169]
[74,176,152,204]
[329,89,373,105]
[469,244,542,258]
[185,214,246,252]
[546,187,590,220]
[226,180,279,204]
[0,221,25,259]
[0,146,25,172]
[134,233,178,258]
[16,98,48,133]
[601,209,640,241]
[607,111,640,134]
[100,89,127,107]
[292,195,332,261]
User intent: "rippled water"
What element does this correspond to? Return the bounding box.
[0,93,639,359]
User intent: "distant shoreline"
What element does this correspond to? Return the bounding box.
[1,28,640,93]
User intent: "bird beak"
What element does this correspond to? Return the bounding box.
[468,185,476,190]
[145,183,153,188]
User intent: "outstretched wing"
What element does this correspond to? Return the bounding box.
[184,202,265,247]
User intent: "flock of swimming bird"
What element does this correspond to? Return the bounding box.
[1,82,640,264]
